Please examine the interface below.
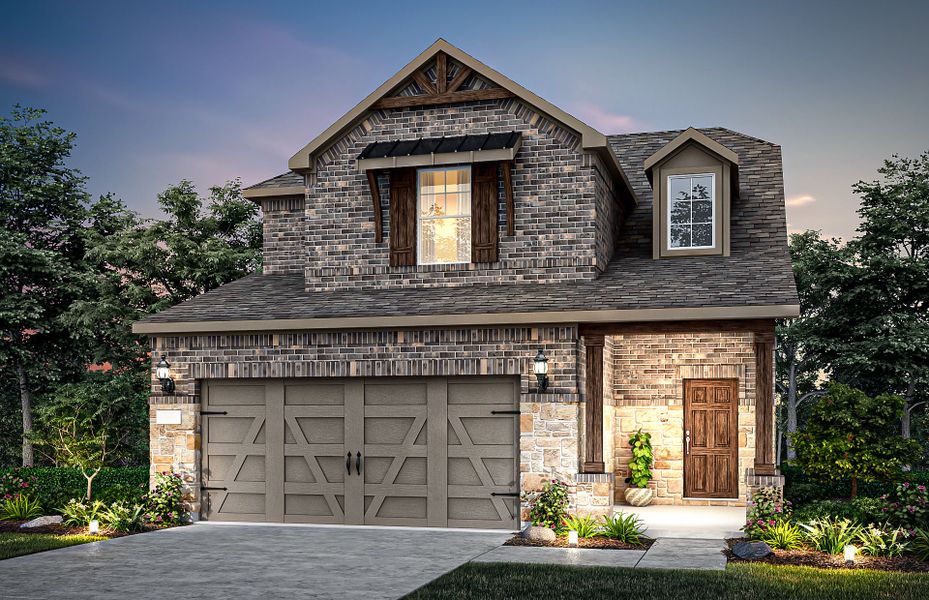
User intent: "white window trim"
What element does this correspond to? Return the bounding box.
[416,165,472,265]
[666,172,717,251]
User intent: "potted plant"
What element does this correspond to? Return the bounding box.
[623,429,654,506]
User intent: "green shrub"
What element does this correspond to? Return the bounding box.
[600,512,647,544]
[524,480,569,531]
[758,521,805,550]
[856,525,909,557]
[782,463,929,502]
[909,528,929,561]
[100,502,146,533]
[878,481,929,530]
[562,514,600,538]
[143,472,186,525]
[60,499,106,527]
[743,488,792,539]
[0,495,43,520]
[0,467,148,509]
[800,518,863,554]
[792,497,884,526]
[0,471,38,501]
[624,430,653,488]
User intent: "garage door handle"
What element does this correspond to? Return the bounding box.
[355,451,362,476]
[346,452,352,475]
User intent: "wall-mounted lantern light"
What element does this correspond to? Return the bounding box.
[533,349,549,393]
[156,357,175,394]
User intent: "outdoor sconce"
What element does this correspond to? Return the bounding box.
[156,357,175,394]
[533,349,549,393]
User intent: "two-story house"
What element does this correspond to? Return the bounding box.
[134,39,798,528]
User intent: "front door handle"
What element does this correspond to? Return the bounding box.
[355,451,362,476]
[685,429,691,455]
[346,452,352,475]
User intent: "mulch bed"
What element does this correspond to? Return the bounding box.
[0,519,179,538]
[506,535,652,550]
[725,538,929,573]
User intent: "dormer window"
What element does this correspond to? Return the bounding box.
[643,128,740,259]
[668,173,716,250]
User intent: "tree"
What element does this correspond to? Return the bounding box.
[776,231,843,460]
[30,373,142,499]
[790,383,922,498]
[846,152,929,438]
[0,106,92,466]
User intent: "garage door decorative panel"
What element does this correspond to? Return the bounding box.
[201,383,268,522]
[362,381,430,526]
[446,380,519,529]
[283,382,346,523]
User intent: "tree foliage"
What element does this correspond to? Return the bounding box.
[790,383,922,497]
[0,105,93,465]
[64,179,262,369]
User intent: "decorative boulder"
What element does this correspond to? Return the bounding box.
[522,525,556,543]
[20,515,63,529]
[731,541,772,559]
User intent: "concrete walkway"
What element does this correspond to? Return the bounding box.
[617,504,745,539]
[0,522,511,600]
[473,537,728,571]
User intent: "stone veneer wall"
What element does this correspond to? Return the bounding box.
[303,98,619,291]
[149,326,585,518]
[610,331,758,507]
[260,196,305,274]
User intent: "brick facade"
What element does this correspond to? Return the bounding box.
[610,330,759,507]
[259,196,305,274]
[300,99,618,291]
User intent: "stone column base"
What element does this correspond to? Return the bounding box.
[746,467,785,501]
[574,473,615,518]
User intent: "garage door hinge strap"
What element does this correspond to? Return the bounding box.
[200,411,228,415]
[201,486,228,491]
[491,492,520,497]
[490,410,520,415]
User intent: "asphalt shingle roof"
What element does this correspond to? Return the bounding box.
[142,128,797,326]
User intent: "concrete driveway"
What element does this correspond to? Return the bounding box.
[1,523,511,600]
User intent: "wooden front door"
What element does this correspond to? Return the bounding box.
[683,378,738,498]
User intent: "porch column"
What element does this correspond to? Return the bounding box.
[582,334,605,473]
[753,327,776,475]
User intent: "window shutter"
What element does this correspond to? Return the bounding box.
[471,162,499,263]
[389,168,417,266]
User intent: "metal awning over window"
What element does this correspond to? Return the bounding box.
[357,132,521,171]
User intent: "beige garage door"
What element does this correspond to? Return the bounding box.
[201,377,520,529]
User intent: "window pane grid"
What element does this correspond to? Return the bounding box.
[418,166,471,264]
[668,173,715,250]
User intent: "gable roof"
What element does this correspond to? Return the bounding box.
[643,127,740,172]
[285,38,636,205]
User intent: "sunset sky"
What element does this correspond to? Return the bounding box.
[2,0,927,240]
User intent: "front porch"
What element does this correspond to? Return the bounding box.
[571,320,783,515]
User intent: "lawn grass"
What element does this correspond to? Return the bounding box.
[404,562,929,600]
[0,533,108,560]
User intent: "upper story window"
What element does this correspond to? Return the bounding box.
[668,173,716,250]
[418,166,471,264]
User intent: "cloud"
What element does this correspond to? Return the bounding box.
[785,194,816,207]
[572,102,641,133]
[0,59,46,87]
